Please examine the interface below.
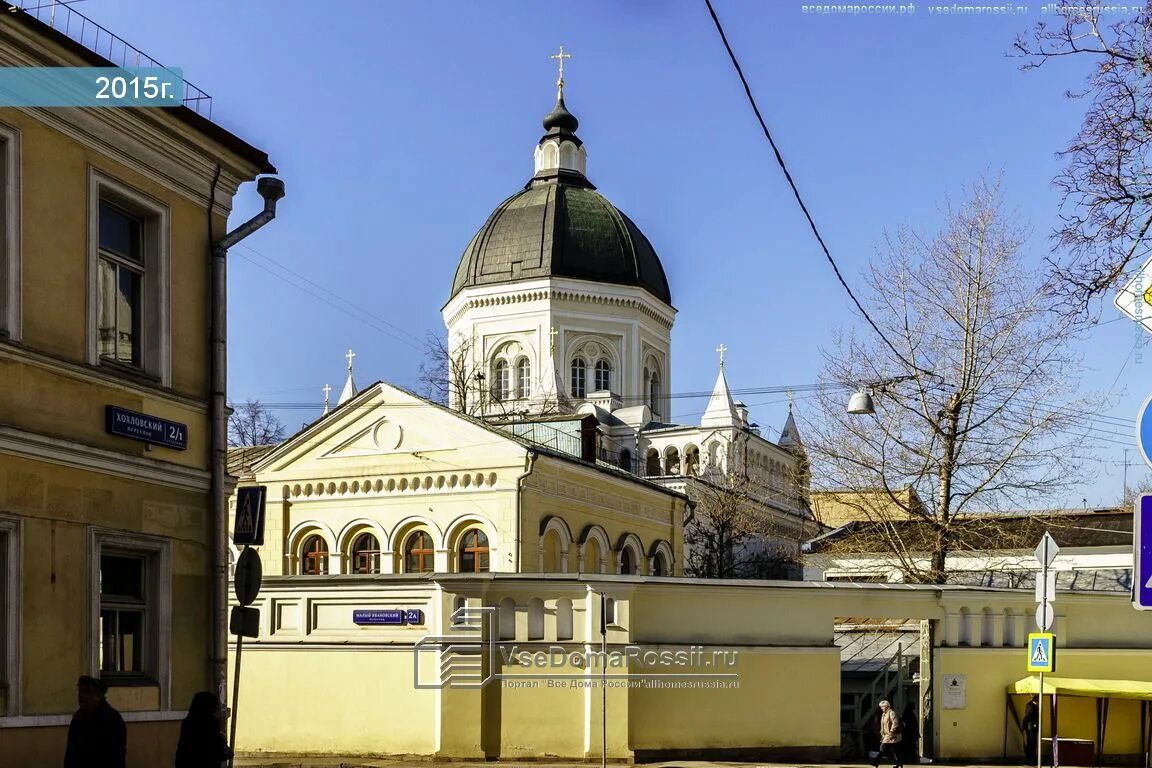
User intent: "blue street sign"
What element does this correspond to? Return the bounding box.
[1027,633,1054,673]
[233,486,266,547]
[105,405,188,451]
[1138,394,1152,469]
[1135,495,1152,611]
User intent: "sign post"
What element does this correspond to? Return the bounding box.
[228,545,262,768]
[1033,532,1060,768]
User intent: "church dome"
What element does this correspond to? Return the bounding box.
[449,96,672,307]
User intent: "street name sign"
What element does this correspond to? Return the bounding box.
[104,405,188,451]
[1134,495,1152,610]
[233,486,266,546]
[1027,633,1055,673]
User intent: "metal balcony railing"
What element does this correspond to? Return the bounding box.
[9,0,213,117]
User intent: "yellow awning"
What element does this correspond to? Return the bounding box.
[1009,676,1152,701]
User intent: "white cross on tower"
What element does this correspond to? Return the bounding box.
[716,343,727,368]
[550,45,571,99]
[322,383,331,404]
[345,348,356,372]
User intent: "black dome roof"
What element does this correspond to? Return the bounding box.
[450,173,672,306]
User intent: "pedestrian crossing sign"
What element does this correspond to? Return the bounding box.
[1027,632,1055,673]
[233,485,266,546]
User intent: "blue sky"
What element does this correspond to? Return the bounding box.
[79,0,1150,506]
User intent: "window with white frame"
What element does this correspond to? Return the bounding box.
[516,358,531,399]
[571,358,586,399]
[89,171,170,384]
[0,123,19,341]
[92,532,170,687]
[0,517,17,715]
[491,359,510,401]
[594,359,611,392]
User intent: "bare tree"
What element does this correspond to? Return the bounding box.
[418,331,482,411]
[418,330,571,418]
[228,399,286,447]
[1120,475,1152,509]
[1014,2,1152,314]
[683,465,811,580]
[805,178,1097,584]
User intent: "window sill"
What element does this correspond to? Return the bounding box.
[100,676,158,688]
[97,359,161,388]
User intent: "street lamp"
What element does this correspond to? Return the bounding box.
[847,389,876,415]
[845,373,934,416]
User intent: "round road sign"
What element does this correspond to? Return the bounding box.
[1138,392,1152,470]
[234,547,263,607]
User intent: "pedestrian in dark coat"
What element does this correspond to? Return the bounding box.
[175,691,233,768]
[64,675,127,768]
[1022,695,1040,763]
[900,701,920,764]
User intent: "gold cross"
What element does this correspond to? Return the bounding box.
[716,343,727,367]
[550,45,571,99]
[549,327,559,354]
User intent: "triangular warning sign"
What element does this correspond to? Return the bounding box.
[238,497,254,535]
[1031,641,1048,664]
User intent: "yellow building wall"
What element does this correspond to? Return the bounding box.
[229,649,437,756]
[2,455,213,714]
[810,488,919,529]
[937,648,1152,761]
[520,459,684,576]
[629,648,839,754]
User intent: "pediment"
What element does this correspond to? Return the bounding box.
[253,383,525,476]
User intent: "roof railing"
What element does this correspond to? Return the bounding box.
[9,0,213,118]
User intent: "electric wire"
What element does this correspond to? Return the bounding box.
[701,0,935,379]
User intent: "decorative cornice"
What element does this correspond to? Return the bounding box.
[446,285,675,330]
[0,426,210,491]
[280,471,503,502]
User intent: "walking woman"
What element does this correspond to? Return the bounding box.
[174,692,233,768]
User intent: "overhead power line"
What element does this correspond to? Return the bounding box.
[702,0,936,379]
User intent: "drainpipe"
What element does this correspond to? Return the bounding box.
[514,450,537,572]
[210,176,285,717]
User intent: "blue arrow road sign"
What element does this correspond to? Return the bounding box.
[1138,394,1152,469]
[1135,495,1152,611]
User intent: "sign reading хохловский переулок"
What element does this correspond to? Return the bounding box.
[104,405,188,450]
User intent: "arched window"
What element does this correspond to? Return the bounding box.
[351,532,381,574]
[301,535,328,575]
[649,371,660,415]
[620,547,636,575]
[459,528,490,573]
[684,446,700,476]
[516,358,531,399]
[571,358,586,399]
[618,448,632,472]
[665,447,681,475]
[653,551,669,577]
[594,359,611,392]
[556,598,574,641]
[492,359,510,401]
[645,449,661,477]
[404,531,435,573]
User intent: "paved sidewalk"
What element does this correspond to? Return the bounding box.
[233,760,998,768]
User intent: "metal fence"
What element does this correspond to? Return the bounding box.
[10,1,213,117]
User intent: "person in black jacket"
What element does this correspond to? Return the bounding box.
[64,675,127,768]
[174,691,233,768]
[1022,695,1040,763]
